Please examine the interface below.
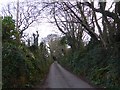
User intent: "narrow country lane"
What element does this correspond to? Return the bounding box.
[43,61,96,89]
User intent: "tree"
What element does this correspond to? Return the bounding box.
[42,1,120,88]
[48,37,66,61]
[81,1,120,46]
[2,16,52,88]
[2,16,16,41]
[43,2,93,51]
[43,1,120,49]
[1,0,44,38]
[42,34,66,61]
[33,31,39,46]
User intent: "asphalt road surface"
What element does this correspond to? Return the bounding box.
[44,61,96,89]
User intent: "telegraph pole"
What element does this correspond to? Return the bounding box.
[16,0,20,43]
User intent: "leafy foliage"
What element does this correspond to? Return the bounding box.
[59,43,120,88]
[2,16,16,41]
[2,16,52,88]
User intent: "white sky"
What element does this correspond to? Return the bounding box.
[0,0,115,44]
[0,0,61,44]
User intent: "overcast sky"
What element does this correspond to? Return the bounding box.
[0,0,115,44]
[0,0,61,44]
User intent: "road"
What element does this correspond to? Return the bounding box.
[43,61,96,89]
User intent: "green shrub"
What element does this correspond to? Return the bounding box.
[60,44,120,88]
